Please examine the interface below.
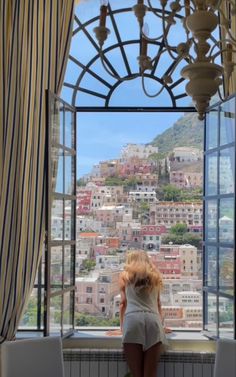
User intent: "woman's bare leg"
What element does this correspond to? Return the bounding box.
[123,343,143,377]
[143,342,162,377]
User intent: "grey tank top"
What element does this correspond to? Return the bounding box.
[125,284,159,314]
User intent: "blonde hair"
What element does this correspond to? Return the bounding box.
[119,250,163,293]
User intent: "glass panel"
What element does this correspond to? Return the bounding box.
[205,200,217,241]
[65,151,75,195]
[64,200,75,241]
[51,199,63,240]
[205,293,217,335]
[64,245,74,288]
[219,147,234,194]
[51,147,63,193]
[65,107,74,149]
[63,291,74,334]
[219,247,234,295]
[220,97,235,146]
[219,297,234,338]
[205,108,218,150]
[205,152,218,196]
[205,246,217,288]
[49,295,62,336]
[51,99,63,145]
[19,288,39,329]
[50,246,63,292]
[219,198,234,243]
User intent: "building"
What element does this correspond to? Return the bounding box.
[121,144,158,159]
[172,147,202,162]
[150,201,203,228]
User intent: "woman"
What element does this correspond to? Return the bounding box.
[119,250,167,377]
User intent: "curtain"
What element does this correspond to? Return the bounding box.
[0,0,74,342]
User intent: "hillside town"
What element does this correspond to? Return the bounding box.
[50,140,234,329]
[52,143,206,328]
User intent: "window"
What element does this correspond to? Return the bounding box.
[18,3,235,340]
[204,96,235,338]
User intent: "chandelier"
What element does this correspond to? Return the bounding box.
[93,0,236,119]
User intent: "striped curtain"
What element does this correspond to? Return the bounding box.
[0,0,74,342]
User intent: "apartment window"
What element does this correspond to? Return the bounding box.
[204,96,235,338]
[86,287,93,293]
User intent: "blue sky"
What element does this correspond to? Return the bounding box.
[61,2,193,178]
[76,112,182,177]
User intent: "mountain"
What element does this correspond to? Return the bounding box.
[151,112,204,154]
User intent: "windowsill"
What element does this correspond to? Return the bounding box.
[63,329,216,353]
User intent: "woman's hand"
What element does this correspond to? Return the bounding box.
[106,329,122,336]
[164,327,172,334]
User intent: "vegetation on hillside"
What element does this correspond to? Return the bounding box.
[151,112,204,154]
[162,224,202,249]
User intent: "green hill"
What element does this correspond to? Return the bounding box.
[151,112,204,154]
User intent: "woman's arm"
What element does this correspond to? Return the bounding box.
[119,287,127,332]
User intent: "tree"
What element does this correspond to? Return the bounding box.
[75,313,120,327]
[163,184,182,201]
[81,258,96,271]
[77,178,86,187]
[170,223,188,236]
[162,223,202,249]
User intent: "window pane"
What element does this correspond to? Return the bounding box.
[19,288,41,329]
[220,97,235,146]
[51,99,63,145]
[219,297,234,338]
[205,152,217,195]
[49,295,62,336]
[219,198,234,243]
[219,247,234,295]
[64,200,75,240]
[51,147,63,193]
[65,107,75,149]
[205,293,217,336]
[63,291,74,334]
[205,109,218,150]
[205,200,217,241]
[65,151,75,195]
[64,245,75,288]
[51,246,63,292]
[205,246,217,288]
[219,147,234,194]
[51,199,63,240]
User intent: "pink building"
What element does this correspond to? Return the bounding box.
[77,189,92,215]
[75,269,121,316]
[170,171,202,189]
[141,225,167,251]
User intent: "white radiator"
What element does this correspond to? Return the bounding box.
[64,350,215,377]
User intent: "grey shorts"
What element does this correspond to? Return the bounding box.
[122,311,167,351]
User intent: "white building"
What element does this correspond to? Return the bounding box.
[172,147,202,162]
[121,143,158,159]
[128,191,157,203]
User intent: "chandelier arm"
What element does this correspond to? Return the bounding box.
[141,30,164,42]
[141,74,166,98]
[217,87,225,102]
[146,0,169,21]
[212,48,236,62]
[99,49,139,81]
[209,39,236,59]
[222,27,236,45]
[161,8,181,61]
